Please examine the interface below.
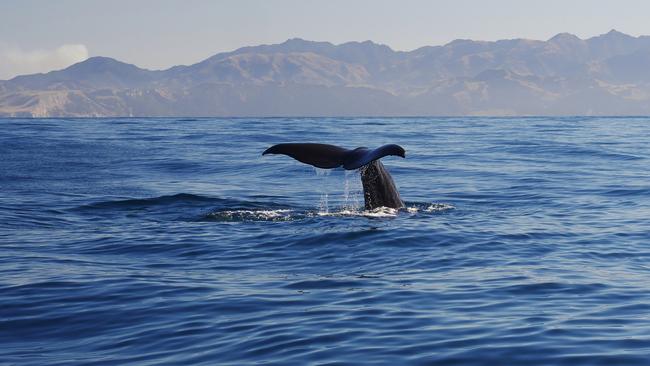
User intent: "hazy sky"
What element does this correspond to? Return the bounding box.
[2,0,650,79]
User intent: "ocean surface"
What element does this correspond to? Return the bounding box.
[2,117,650,365]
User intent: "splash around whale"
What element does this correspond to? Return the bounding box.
[262,143,406,210]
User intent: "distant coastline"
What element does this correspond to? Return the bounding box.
[3,30,650,118]
[4,115,650,120]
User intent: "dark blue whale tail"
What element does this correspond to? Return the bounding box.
[263,143,406,210]
[262,143,405,170]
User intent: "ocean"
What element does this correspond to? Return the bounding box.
[2,117,650,365]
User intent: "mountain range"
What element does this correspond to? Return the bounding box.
[3,30,650,117]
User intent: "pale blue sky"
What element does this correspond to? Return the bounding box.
[1,0,650,79]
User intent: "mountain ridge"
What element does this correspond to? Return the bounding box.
[3,30,650,117]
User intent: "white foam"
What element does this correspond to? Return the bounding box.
[404,203,455,214]
[208,209,293,221]
[425,203,455,212]
[315,206,398,218]
[363,207,399,217]
[207,203,453,222]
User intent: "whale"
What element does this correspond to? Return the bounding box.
[262,143,405,210]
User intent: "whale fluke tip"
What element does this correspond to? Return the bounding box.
[388,144,406,158]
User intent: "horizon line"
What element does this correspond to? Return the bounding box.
[3,115,650,119]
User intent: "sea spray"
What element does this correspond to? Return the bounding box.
[343,170,363,212]
[314,167,331,214]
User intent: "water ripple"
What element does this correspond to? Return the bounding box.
[2,117,650,365]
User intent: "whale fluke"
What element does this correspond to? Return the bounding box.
[263,143,406,210]
[262,143,405,170]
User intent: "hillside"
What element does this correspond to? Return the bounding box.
[3,30,650,116]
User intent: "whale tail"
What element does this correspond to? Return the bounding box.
[262,143,405,170]
[263,143,406,210]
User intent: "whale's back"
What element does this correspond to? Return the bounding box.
[360,160,404,210]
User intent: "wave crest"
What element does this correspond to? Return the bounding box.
[71,193,452,223]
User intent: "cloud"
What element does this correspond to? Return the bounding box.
[0,44,89,80]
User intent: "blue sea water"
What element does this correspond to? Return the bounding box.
[1,117,650,365]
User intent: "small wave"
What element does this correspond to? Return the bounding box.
[73,194,293,222]
[73,193,452,223]
[603,187,650,197]
[76,193,221,210]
